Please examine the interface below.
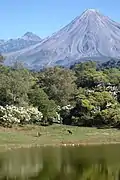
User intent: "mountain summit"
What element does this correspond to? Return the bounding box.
[0,32,41,53]
[5,9,120,69]
[21,32,41,41]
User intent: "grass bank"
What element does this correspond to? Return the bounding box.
[0,124,120,151]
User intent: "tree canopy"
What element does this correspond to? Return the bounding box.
[0,60,120,128]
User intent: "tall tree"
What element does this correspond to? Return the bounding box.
[37,67,77,106]
[28,87,57,121]
[0,68,34,106]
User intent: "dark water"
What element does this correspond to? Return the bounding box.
[0,145,120,179]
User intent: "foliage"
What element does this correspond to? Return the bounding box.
[0,60,120,128]
[0,105,43,127]
[63,84,119,126]
[104,68,120,85]
[0,67,34,106]
[37,67,77,106]
[74,61,109,88]
[94,106,120,126]
[28,87,58,123]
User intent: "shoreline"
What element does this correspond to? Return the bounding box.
[1,141,120,152]
[1,125,120,152]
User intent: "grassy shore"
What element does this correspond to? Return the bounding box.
[0,124,120,151]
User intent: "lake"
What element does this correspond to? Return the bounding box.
[0,145,120,179]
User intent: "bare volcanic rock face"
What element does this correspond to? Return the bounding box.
[5,9,120,69]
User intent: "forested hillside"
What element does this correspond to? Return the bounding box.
[0,55,120,128]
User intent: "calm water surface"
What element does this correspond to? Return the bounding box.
[0,145,120,179]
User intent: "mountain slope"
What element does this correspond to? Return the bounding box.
[0,32,41,53]
[5,9,120,69]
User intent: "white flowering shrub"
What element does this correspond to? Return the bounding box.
[0,105,43,127]
[26,107,43,123]
[61,105,74,111]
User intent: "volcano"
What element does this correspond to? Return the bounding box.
[5,9,120,69]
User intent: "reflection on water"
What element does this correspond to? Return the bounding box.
[0,145,120,179]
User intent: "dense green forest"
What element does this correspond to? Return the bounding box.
[0,55,120,128]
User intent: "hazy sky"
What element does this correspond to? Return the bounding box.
[1,0,120,39]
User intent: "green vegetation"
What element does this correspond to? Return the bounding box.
[0,54,120,129]
[0,125,120,150]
